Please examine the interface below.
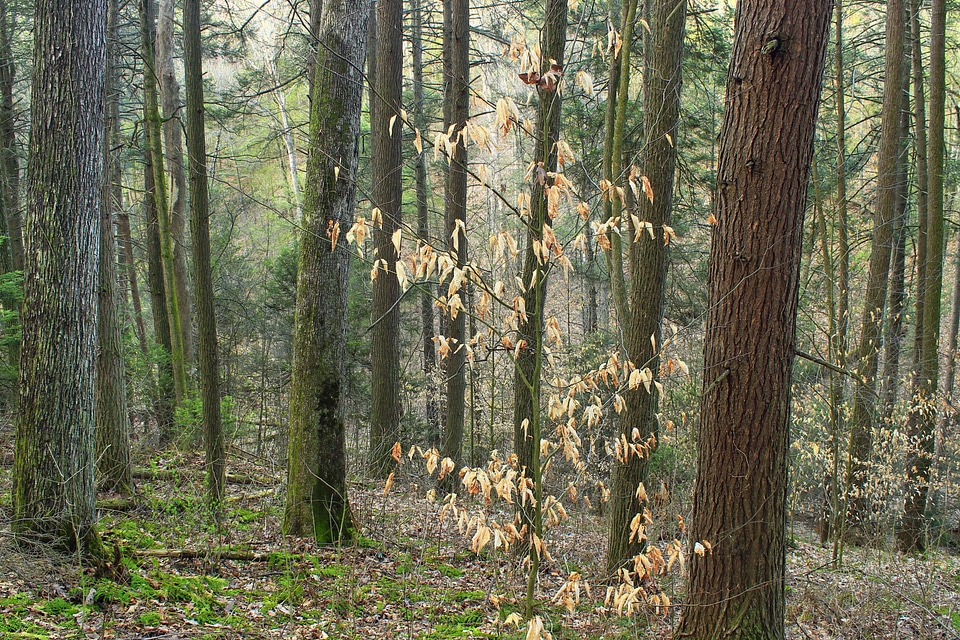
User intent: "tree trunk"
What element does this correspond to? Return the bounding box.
[157,0,194,367]
[828,1,851,556]
[513,0,567,560]
[879,41,911,424]
[141,0,188,406]
[439,0,469,492]
[0,0,19,273]
[898,0,946,554]
[605,0,685,574]
[674,0,831,636]
[843,0,905,539]
[117,206,149,355]
[601,0,634,329]
[12,0,108,558]
[283,0,367,542]
[908,0,928,384]
[411,0,439,447]
[368,0,403,478]
[184,0,225,507]
[96,0,134,496]
[145,153,176,445]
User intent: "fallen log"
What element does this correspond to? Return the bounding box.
[135,548,281,562]
[132,468,276,486]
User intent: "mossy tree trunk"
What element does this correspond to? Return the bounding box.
[158,0,194,368]
[283,0,367,543]
[439,0,469,493]
[184,0,225,507]
[368,0,403,478]
[674,0,831,635]
[605,0,685,574]
[140,0,188,408]
[12,0,109,559]
[96,0,134,496]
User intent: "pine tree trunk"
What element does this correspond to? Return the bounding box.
[368,0,403,478]
[439,0,469,492]
[283,0,367,542]
[13,0,109,558]
[843,0,905,540]
[898,0,946,553]
[674,0,831,635]
[158,0,194,367]
[184,0,225,507]
[96,0,134,496]
[605,0,685,574]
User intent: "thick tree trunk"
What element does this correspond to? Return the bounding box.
[843,0,905,539]
[184,0,225,507]
[674,0,831,636]
[439,0,469,492]
[283,0,367,542]
[13,0,108,558]
[96,0,134,495]
[368,0,403,478]
[898,0,946,553]
[605,0,685,574]
[157,0,194,367]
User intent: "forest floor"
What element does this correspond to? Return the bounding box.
[0,442,959,639]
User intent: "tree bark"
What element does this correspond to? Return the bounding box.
[439,0,469,492]
[908,0,928,383]
[674,0,831,636]
[184,0,225,507]
[898,0,946,553]
[411,0,439,447]
[368,0,403,478]
[284,0,367,542]
[605,0,685,574]
[157,0,194,367]
[843,0,905,539]
[513,0,567,549]
[12,0,108,558]
[141,0,188,406]
[145,150,176,444]
[879,39,911,424]
[96,0,134,496]
[117,206,149,355]
[0,0,19,274]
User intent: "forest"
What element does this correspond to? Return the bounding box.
[0,0,958,637]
